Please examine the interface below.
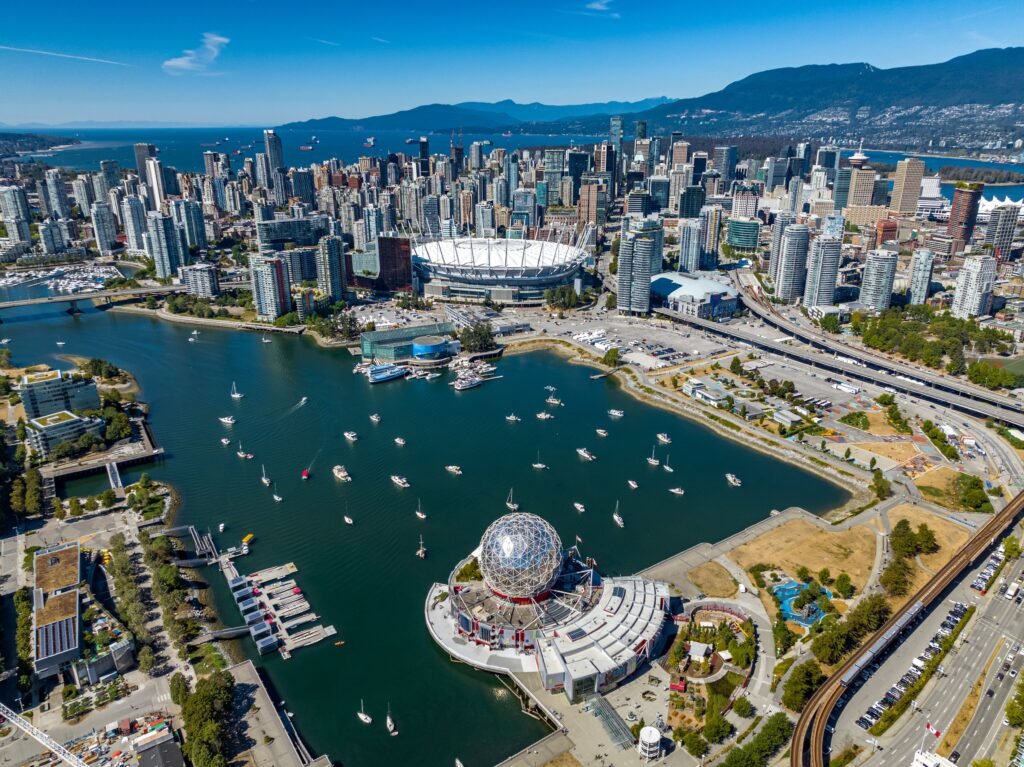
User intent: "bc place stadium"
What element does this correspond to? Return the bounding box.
[412,229,593,305]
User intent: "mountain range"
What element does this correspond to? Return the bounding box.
[278,48,1024,145]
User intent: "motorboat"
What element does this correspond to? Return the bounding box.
[532,451,548,470]
[608,409,624,418]
[367,363,410,383]
[596,428,608,437]
[333,465,351,482]
[669,487,685,496]
[218,523,225,533]
[726,473,742,487]
[445,465,462,475]
[505,488,519,511]
[505,414,521,422]
[415,500,427,520]
[0,339,10,344]
[344,431,359,441]
[56,340,66,346]
[357,700,372,725]
[663,455,673,473]
[261,465,271,486]
[453,376,483,391]
[425,372,442,380]
[656,432,671,444]
[573,502,586,513]
[220,438,231,446]
[188,337,196,343]
[231,382,244,399]
[536,412,554,420]
[219,415,236,425]
[646,446,660,466]
[301,469,310,480]
[627,480,638,490]
[394,437,406,446]
[387,703,398,737]
[391,475,410,488]
[576,447,596,461]
[370,413,381,423]
[416,535,427,559]
[545,396,562,406]
[612,501,624,528]
[344,515,354,525]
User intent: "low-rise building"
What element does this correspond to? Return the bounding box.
[18,369,100,419]
[773,409,803,428]
[26,410,105,459]
[650,272,739,320]
[360,322,457,362]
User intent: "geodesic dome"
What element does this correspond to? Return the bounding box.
[479,513,563,600]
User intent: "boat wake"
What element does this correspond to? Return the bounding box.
[277,396,310,419]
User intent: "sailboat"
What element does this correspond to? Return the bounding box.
[415,499,427,520]
[387,703,398,736]
[261,464,271,486]
[261,335,273,344]
[231,381,244,399]
[646,446,660,466]
[416,535,427,559]
[236,441,247,458]
[344,503,353,525]
[272,483,282,502]
[663,455,674,473]
[357,699,372,724]
[505,488,519,511]
[612,501,624,528]
[532,451,548,470]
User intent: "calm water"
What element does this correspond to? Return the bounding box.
[3,290,847,766]
[21,128,606,174]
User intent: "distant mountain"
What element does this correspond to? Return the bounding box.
[278,104,521,132]
[453,97,671,122]
[509,48,1024,145]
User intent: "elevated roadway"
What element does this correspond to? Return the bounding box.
[791,489,1024,767]
[0,280,251,311]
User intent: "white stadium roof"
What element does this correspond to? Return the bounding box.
[413,237,587,271]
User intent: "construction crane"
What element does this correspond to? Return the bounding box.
[0,701,90,767]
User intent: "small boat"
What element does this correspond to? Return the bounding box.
[544,385,557,392]
[669,487,685,496]
[370,413,381,423]
[545,396,562,406]
[218,523,225,533]
[416,535,427,559]
[425,372,442,380]
[0,339,10,344]
[231,381,244,399]
[272,483,283,502]
[536,412,554,420]
[261,464,271,486]
[364,136,376,148]
[394,437,406,446]
[656,432,671,444]
[663,455,673,473]
[335,641,346,646]
[596,428,608,437]
[445,465,463,475]
[344,515,354,525]
[456,761,466,767]
[299,396,308,405]
[573,502,586,513]
[612,501,624,528]
[357,700,372,725]
[220,438,231,445]
[726,473,742,487]
[236,441,247,458]
[391,475,410,488]
[576,447,596,461]
[608,409,624,418]
[344,431,359,442]
[387,703,398,737]
[191,329,200,336]
[261,335,272,344]
[219,415,236,425]
[627,480,638,490]
[415,499,427,520]
[506,488,519,511]
[505,414,521,422]
[56,340,66,346]
[301,468,310,480]
[646,446,660,466]
[188,337,196,343]
[333,465,351,482]
[532,451,548,470]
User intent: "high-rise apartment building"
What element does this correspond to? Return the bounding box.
[951,254,997,319]
[543,149,565,205]
[768,212,796,284]
[133,143,156,179]
[617,229,657,315]
[947,183,984,247]
[679,219,702,273]
[121,196,147,252]
[251,255,291,321]
[859,250,898,311]
[890,159,925,215]
[698,205,722,270]
[984,205,1018,261]
[909,249,935,305]
[713,145,738,182]
[263,129,284,173]
[775,224,809,301]
[44,169,71,218]
[90,202,118,255]
[803,235,842,307]
[144,212,183,278]
[316,235,347,303]
[145,157,166,209]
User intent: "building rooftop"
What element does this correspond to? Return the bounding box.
[23,369,61,384]
[34,542,80,594]
[650,272,738,302]
[35,590,78,630]
[32,410,77,428]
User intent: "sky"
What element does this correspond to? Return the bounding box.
[1,0,1022,126]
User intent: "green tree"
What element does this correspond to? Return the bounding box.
[782,660,826,712]
[820,313,841,334]
[811,623,850,664]
[730,356,744,375]
[458,322,496,354]
[137,645,156,674]
[916,524,939,554]
[684,730,708,757]
[51,497,65,519]
[170,672,191,706]
[871,470,892,500]
[98,489,118,508]
[880,557,912,596]
[732,696,753,717]
[817,568,831,585]
[602,348,620,367]
[796,565,812,582]
[1004,536,1022,560]
[69,497,83,516]
[834,573,854,599]
[703,711,732,743]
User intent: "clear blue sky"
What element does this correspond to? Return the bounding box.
[2,0,1021,125]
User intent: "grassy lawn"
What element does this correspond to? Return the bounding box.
[189,643,227,675]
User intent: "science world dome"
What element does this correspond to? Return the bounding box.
[479,513,563,601]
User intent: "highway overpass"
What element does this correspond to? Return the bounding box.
[655,308,1024,429]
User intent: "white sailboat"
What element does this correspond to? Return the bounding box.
[532,451,548,470]
[663,455,673,473]
[415,499,427,520]
[261,464,271,486]
[612,501,624,528]
[272,483,282,502]
[344,503,353,525]
[261,335,272,344]
[387,703,398,736]
[231,381,244,399]
[416,535,427,559]
[505,488,519,511]
[646,446,660,466]
[357,699,372,724]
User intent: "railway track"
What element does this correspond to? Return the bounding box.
[792,490,1024,767]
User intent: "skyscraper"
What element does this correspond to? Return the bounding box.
[316,235,347,303]
[947,183,984,246]
[775,224,809,301]
[121,196,147,252]
[263,129,284,173]
[909,249,935,305]
[951,254,997,319]
[698,205,722,270]
[133,143,156,179]
[617,228,657,315]
[678,219,702,273]
[577,181,607,227]
[90,201,118,256]
[203,151,220,178]
[170,199,207,250]
[803,236,842,307]
[713,145,739,182]
[144,212,183,278]
[833,168,852,211]
[890,159,925,215]
[847,167,876,207]
[859,250,898,311]
[251,255,290,321]
[984,205,1018,261]
[634,120,647,140]
[145,157,166,209]
[768,212,796,284]
[44,168,71,218]
[678,185,706,219]
[543,149,565,205]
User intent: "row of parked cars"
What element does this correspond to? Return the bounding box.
[971,548,1006,592]
[855,601,970,731]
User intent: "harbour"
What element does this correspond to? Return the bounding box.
[0,289,848,766]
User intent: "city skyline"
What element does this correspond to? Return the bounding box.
[3,0,1022,125]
